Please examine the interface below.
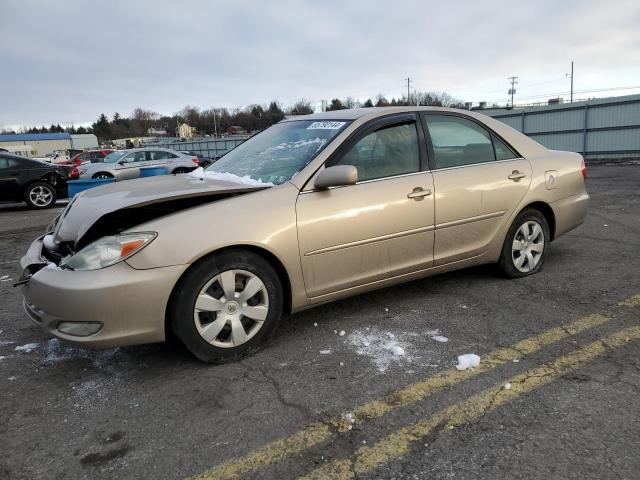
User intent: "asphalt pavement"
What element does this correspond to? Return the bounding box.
[0,165,638,480]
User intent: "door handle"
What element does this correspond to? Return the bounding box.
[508,171,527,181]
[407,187,432,200]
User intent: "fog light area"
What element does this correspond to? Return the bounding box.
[57,321,103,337]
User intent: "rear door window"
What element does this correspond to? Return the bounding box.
[423,115,495,169]
[493,135,518,160]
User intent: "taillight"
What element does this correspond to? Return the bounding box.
[192,157,200,165]
[581,157,587,179]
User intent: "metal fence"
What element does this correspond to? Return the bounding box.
[480,94,640,158]
[143,136,249,158]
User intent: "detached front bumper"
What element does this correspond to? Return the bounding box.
[19,236,187,348]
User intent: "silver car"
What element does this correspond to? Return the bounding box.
[78,148,200,180]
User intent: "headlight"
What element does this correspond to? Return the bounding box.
[62,232,156,271]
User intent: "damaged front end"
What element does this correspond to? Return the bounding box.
[27,175,270,276]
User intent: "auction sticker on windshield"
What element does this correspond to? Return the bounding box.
[307,121,346,130]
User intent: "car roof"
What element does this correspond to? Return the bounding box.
[280,106,473,122]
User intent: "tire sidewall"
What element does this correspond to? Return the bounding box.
[499,209,550,278]
[24,182,57,209]
[170,250,283,363]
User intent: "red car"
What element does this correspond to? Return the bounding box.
[60,149,112,178]
[62,149,113,167]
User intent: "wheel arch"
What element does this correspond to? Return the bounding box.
[92,172,114,179]
[164,244,293,339]
[22,178,55,196]
[517,201,556,240]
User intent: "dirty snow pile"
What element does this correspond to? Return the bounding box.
[346,328,412,372]
[455,353,481,371]
[189,167,274,187]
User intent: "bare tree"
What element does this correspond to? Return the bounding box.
[289,99,314,115]
[131,108,159,136]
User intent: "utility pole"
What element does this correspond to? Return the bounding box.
[508,75,518,108]
[570,61,574,102]
[405,77,411,106]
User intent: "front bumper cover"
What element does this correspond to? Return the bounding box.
[19,236,187,348]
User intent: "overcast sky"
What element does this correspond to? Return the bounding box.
[1,0,639,129]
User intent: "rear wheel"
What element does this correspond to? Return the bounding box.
[92,172,113,179]
[498,209,550,278]
[24,181,57,209]
[169,250,283,363]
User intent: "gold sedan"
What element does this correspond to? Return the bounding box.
[20,107,589,362]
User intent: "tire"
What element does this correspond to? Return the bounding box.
[92,172,113,179]
[24,181,57,209]
[497,208,550,278]
[172,168,190,174]
[169,250,283,363]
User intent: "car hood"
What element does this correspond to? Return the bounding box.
[55,174,271,245]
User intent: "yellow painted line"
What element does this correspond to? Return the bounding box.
[618,294,640,307]
[189,296,638,480]
[300,325,640,480]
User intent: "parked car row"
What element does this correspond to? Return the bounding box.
[0,147,210,209]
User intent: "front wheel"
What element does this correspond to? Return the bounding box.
[172,167,190,174]
[24,181,57,209]
[169,250,283,363]
[498,209,550,278]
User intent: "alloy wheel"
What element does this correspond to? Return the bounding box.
[193,269,269,348]
[511,220,545,273]
[29,185,53,207]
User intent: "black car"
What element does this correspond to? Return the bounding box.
[185,151,222,168]
[0,153,71,209]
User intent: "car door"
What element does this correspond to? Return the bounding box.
[148,150,178,167]
[296,114,435,298]
[422,113,532,265]
[0,156,21,200]
[116,151,148,179]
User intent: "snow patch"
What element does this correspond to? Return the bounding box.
[455,353,481,371]
[319,349,331,355]
[15,343,39,353]
[430,335,449,343]
[338,330,346,337]
[44,338,123,367]
[503,382,512,390]
[346,328,413,372]
[189,167,274,186]
[0,275,10,282]
[388,345,405,356]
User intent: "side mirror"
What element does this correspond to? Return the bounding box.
[117,160,125,166]
[314,165,358,189]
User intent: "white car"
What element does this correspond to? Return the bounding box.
[78,148,200,180]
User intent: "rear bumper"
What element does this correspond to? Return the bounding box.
[551,191,590,238]
[20,236,186,348]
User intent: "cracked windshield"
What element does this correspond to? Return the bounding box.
[206,120,350,184]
